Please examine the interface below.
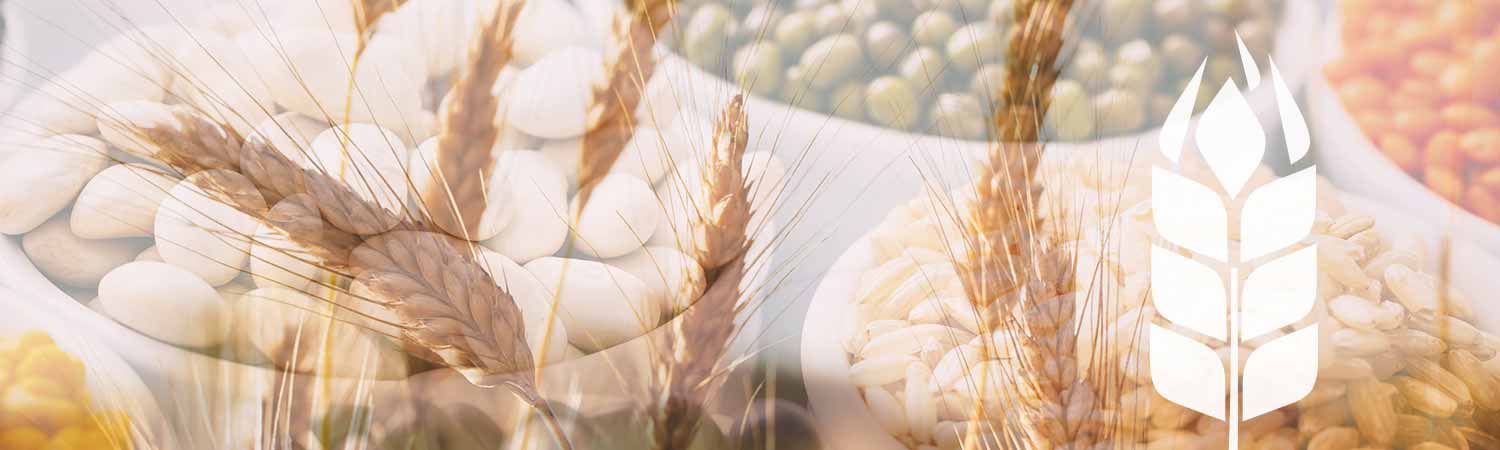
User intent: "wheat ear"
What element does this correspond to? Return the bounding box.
[422,0,526,238]
[574,0,675,208]
[133,108,574,449]
[650,95,751,450]
[353,0,408,40]
[955,0,1111,448]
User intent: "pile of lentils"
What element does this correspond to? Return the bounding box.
[667,0,1283,140]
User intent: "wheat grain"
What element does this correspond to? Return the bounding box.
[575,0,675,209]
[421,0,525,239]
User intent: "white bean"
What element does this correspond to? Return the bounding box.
[71,164,180,239]
[97,101,181,160]
[476,250,570,364]
[524,256,660,352]
[607,246,705,314]
[22,214,147,289]
[248,112,329,165]
[481,151,569,262]
[407,139,516,240]
[169,33,274,133]
[376,0,476,78]
[310,124,411,233]
[99,261,230,348]
[235,287,406,377]
[506,46,600,139]
[570,174,659,258]
[248,221,324,291]
[0,135,109,234]
[511,0,592,65]
[155,170,266,286]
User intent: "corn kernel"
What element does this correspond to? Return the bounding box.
[0,427,49,450]
[16,333,54,351]
[0,384,86,430]
[15,349,85,391]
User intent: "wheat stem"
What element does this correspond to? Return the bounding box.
[575,0,675,209]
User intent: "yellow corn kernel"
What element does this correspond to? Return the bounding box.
[0,427,49,450]
[0,386,85,430]
[15,349,85,391]
[16,332,55,351]
[42,426,86,450]
[12,379,68,400]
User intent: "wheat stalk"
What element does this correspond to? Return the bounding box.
[353,0,408,42]
[650,95,751,450]
[574,0,675,209]
[131,107,574,450]
[952,0,1115,448]
[421,0,526,238]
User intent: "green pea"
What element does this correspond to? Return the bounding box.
[899,46,946,92]
[799,34,865,87]
[1109,64,1157,93]
[1153,0,1197,31]
[734,42,785,96]
[814,4,849,36]
[1045,80,1095,141]
[865,76,920,129]
[988,0,1016,25]
[1200,18,1237,51]
[782,65,828,112]
[1149,94,1177,127]
[969,64,1008,99]
[929,93,986,139]
[684,5,733,68]
[1114,39,1161,86]
[1093,89,1146,134]
[864,0,917,20]
[1237,18,1274,58]
[1067,46,1110,91]
[1205,54,1241,91]
[956,0,988,17]
[1098,0,1150,43]
[829,82,867,121]
[1160,34,1205,77]
[774,11,818,55]
[865,21,912,68]
[911,11,958,47]
[946,22,1003,72]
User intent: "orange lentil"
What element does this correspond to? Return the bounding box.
[1475,167,1500,192]
[1409,50,1452,79]
[1441,103,1500,130]
[1424,131,1465,171]
[1460,128,1500,163]
[1426,166,1467,203]
[1338,77,1388,110]
[1439,64,1478,98]
[1379,133,1423,172]
[1393,107,1441,138]
[1466,184,1500,223]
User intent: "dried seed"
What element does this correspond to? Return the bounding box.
[1306,426,1360,450]
[865,386,909,436]
[1349,379,1400,446]
[1330,295,1384,331]
[1322,358,1376,380]
[1458,427,1500,450]
[858,324,972,359]
[1333,328,1391,356]
[1387,264,1440,314]
[1407,358,1475,408]
[1396,414,1435,448]
[850,354,919,387]
[1329,215,1376,239]
[1394,329,1450,356]
[1412,316,1484,348]
[1394,376,1460,418]
[931,344,980,391]
[1300,400,1352,438]
[1301,383,1349,408]
[1410,443,1459,450]
[1445,350,1500,410]
[906,363,937,443]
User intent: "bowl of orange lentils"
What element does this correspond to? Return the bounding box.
[0,288,170,450]
[1309,0,1500,253]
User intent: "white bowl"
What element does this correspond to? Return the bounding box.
[0,287,174,449]
[1305,11,1500,256]
[798,192,1500,450]
[666,0,1322,317]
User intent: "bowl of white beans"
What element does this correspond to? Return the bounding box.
[0,0,780,446]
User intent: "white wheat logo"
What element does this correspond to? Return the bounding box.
[1149,34,1315,449]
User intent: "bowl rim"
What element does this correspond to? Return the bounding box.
[1304,12,1500,255]
[798,189,1500,450]
[664,0,1322,156]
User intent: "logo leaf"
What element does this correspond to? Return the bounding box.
[1195,81,1265,199]
[1152,167,1228,261]
[1240,167,1317,261]
[1152,245,1227,340]
[1240,245,1318,340]
[1242,325,1320,419]
[1150,324,1227,420]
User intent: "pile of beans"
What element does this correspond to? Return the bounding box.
[1326,1,1500,223]
[668,0,1283,140]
